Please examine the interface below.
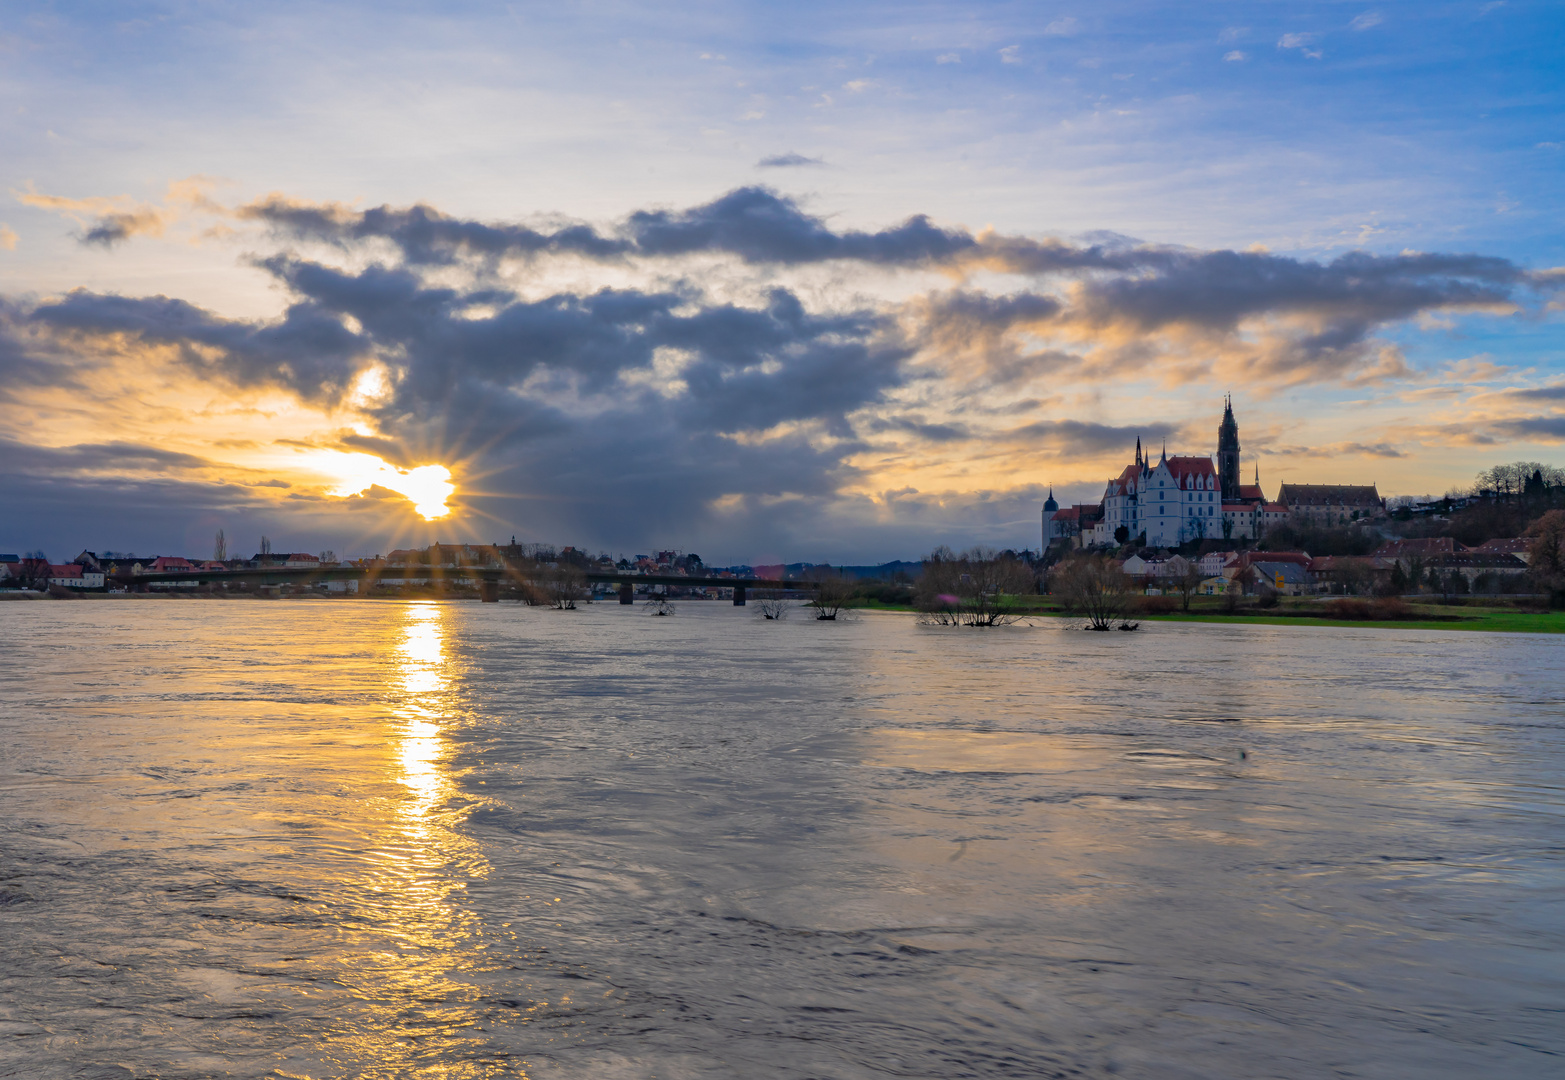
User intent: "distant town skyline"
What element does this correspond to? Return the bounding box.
[2,1,1562,564]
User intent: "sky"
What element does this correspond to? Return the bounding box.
[1,0,1562,564]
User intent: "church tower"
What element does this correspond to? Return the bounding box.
[1217,395,1241,501]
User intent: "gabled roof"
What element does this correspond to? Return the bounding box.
[1237,485,1265,501]
[1165,455,1218,480]
[1278,483,1382,505]
[1372,537,1460,558]
[1252,561,1311,583]
[1243,550,1312,567]
[1471,538,1529,555]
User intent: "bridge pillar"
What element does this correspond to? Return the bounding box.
[619,582,634,605]
[733,585,747,606]
[480,579,499,603]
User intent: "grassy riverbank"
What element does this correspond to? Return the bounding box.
[857,595,1565,633]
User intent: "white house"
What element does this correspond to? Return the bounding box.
[47,564,105,589]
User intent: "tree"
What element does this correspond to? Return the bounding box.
[756,593,790,620]
[1170,560,1206,612]
[542,565,588,609]
[1525,510,1565,606]
[1526,510,1565,578]
[1053,555,1132,631]
[807,568,854,620]
[914,546,1037,626]
[1114,525,1130,545]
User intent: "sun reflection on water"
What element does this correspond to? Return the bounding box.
[352,602,512,1074]
[397,603,449,813]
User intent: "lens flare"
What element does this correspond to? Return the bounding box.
[310,451,455,519]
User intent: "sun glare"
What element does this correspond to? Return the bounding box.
[312,451,456,520]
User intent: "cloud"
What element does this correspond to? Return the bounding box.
[1003,419,1181,459]
[19,177,223,247]
[1224,51,1247,62]
[0,224,15,250]
[998,45,1021,64]
[1492,416,1565,441]
[623,188,977,265]
[1277,32,1323,58]
[1043,17,1079,36]
[757,152,825,168]
[1350,11,1383,30]
[936,53,960,64]
[1217,27,1247,44]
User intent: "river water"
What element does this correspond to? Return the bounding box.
[0,600,1561,1079]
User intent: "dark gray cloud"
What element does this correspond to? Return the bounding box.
[1504,384,1565,402]
[1493,416,1565,441]
[864,415,974,443]
[30,287,370,401]
[1002,419,1181,459]
[235,189,1560,382]
[242,186,975,268]
[1074,249,1527,333]
[757,153,825,167]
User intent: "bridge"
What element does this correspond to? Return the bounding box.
[106,565,819,605]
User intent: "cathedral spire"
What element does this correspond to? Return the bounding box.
[1135,436,1142,467]
[1217,393,1241,502]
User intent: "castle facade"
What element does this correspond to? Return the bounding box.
[1043,399,1384,550]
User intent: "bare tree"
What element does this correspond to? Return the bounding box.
[808,570,854,620]
[542,564,588,609]
[755,593,790,620]
[1053,555,1132,631]
[1170,559,1205,612]
[915,546,1038,627]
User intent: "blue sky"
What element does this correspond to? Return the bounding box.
[1,1,1562,562]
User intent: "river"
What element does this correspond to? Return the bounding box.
[1,600,1561,1078]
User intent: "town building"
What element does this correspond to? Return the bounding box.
[47,564,106,589]
[1278,484,1384,527]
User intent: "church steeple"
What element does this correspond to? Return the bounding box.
[1135,436,1142,468]
[1217,394,1241,501]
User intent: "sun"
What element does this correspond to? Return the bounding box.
[310,451,457,520]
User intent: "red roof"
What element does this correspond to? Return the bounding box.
[1166,456,1218,482]
[1471,538,1529,555]
[1372,537,1461,558]
[1243,550,1312,567]
[49,564,83,577]
[1237,485,1265,501]
[1262,502,1288,512]
[1052,506,1082,521]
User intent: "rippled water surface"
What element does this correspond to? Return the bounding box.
[1,600,1562,1079]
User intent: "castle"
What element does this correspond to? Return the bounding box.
[1043,399,1383,549]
